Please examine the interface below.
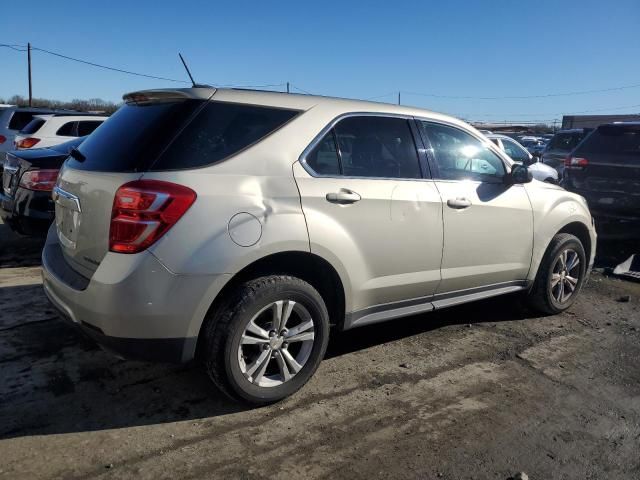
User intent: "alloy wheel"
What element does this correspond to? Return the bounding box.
[550,248,581,304]
[237,300,315,387]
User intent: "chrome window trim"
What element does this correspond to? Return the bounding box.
[298,112,428,181]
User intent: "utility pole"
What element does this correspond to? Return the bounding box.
[398,91,401,105]
[27,42,33,106]
[286,82,290,94]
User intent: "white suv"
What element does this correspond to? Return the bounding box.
[14,114,106,150]
[0,105,62,154]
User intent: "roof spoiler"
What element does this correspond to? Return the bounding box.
[123,87,216,105]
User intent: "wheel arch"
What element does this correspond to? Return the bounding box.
[194,251,347,359]
[557,221,593,266]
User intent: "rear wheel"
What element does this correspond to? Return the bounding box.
[202,275,329,404]
[527,233,587,315]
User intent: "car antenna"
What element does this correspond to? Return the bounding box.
[178,53,208,88]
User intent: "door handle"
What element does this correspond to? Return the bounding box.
[326,189,361,204]
[446,197,472,209]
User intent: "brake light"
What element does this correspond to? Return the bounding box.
[19,169,60,191]
[0,135,6,144]
[109,180,196,254]
[16,137,40,149]
[564,156,588,168]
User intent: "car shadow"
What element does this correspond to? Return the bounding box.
[0,222,45,268]
[0,281,531,440]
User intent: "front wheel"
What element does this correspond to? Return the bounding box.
[202,276,330,404]
[527,233,587,315]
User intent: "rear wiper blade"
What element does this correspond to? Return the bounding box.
[69,147,86,162]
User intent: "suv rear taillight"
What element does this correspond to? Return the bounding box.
[0,135,6,144]
[109,180,196,254]
[19,169,60,191]
[564,156,588,168]
[16,137,40,149]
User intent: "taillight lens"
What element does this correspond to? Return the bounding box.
[19,169,60,191]
[109,180,196,254]
[564,156,588,168]
[0,135,6,144]
[16,137,41,149]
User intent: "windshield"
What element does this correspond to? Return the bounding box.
[19,118,46,135]
[577,125,640,156]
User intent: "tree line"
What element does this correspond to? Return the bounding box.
[0,95,119,113]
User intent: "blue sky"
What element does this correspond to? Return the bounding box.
[2,0,639,123]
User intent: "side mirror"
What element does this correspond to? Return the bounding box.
[508,164,533,184]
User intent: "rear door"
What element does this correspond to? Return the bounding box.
[294,115,443,312]
[417,121,533,294]
[567,124,640,216]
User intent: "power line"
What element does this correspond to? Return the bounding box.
[290,84,313,95]
[401,83,640,100]
[30,46,190,84]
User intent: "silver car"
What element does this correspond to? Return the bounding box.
[486,134,559,184]
[42,87,596,404]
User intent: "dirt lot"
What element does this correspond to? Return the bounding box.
[1,219,639,480]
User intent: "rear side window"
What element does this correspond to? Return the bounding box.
[77,120,103,136]
[333,116,421,178]
[151,102,299,170]
[547,132,583,152]
[20,118,46,135]
[8,111,40,131]
[56,121,76,136]
[306,131,341,175]
[576,125,640,156]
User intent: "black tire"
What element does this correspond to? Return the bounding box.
[527,233,587,315]
[202,275,330,405]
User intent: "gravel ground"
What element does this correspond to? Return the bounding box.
[1,218,639,480]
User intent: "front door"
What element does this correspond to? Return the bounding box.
[417,121,534,294]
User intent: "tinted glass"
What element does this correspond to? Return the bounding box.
[68,100,205,172]
[20,118,46,135]
[501,138,531,162]
[333,116,421,178]
[576,125,640,156]
[306,131,340,175]
[8,111,43,131]
[420,122,506,181]
[151,102,299,170]
[56,121,76,136]
[77,120,103,136]
[547,132,584,152]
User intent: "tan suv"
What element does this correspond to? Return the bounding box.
[42,87,596,404]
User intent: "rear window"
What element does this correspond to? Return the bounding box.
[20,118,46,135]
[576,125,640,156]
[547,132,584,152]
[151,102,299,170]
[8,111,41,131]
[68,100,299,172]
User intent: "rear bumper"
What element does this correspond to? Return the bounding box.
[41,227,230,363]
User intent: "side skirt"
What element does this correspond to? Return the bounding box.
[344,280,530,330]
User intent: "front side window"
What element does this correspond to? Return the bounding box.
[332,116,421,179]
[419,122,506,182]
[501,138,531,162]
